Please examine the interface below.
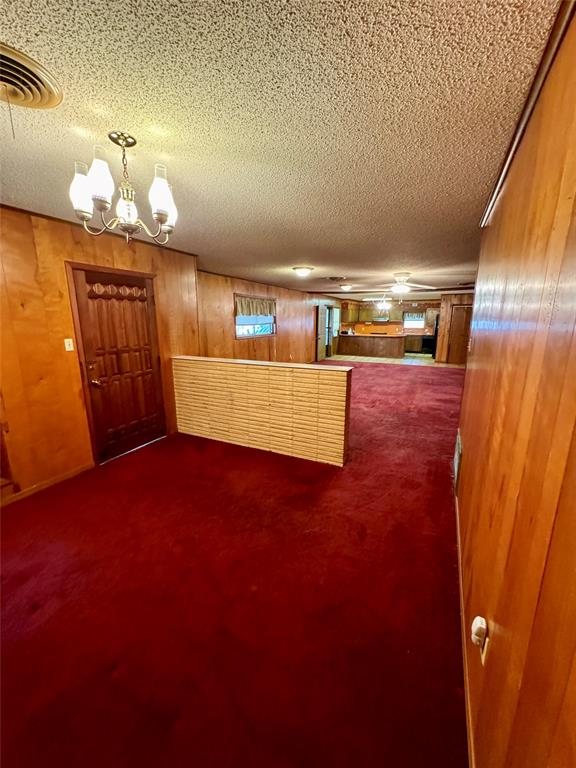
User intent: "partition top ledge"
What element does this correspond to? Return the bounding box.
[172,356,353,373]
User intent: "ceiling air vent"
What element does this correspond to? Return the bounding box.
[0,43,62,109]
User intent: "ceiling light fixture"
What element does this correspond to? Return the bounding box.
[391,283,410,294]
[69,131,177,245]
[340,284,353,291]
[375,297,391,311]
[292,267,314,277]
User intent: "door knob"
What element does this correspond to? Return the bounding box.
[90,378,103,388]
[471,616,488,648]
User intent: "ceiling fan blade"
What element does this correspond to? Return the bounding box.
[434,285,476,292]
[406,282,437,289]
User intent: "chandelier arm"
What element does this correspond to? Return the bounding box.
[101,211,120,231]
[83,220,109,236]
[151,232,170,246]
[83,211,121,236]
[136,218,163,239]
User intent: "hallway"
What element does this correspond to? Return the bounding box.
[2,362,467,767]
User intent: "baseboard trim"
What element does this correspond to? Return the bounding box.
[454,493,476,768]
[1,463,94,507]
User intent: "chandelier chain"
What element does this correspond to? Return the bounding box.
[121,145,129,180]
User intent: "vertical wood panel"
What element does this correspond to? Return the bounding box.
[548,651,576,767]
[457,16,576,768]
[197,271,332,364]
[0,208,199,495]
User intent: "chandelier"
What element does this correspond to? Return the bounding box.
[375,297,391,311]
[69,131,177,245]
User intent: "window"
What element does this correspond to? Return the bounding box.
[235,314,276,337]
[234,295,277,338]
[403,311,426,329]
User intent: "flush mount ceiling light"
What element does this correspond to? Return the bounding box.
[292,266,314,277]
[69,130,177,244]
[340,284,353,291]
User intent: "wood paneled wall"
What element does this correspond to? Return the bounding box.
[196,270,333,364]
[173,356,351,466]
[436,293,474,363]
[457,15,576,768]
[0,208,199,496]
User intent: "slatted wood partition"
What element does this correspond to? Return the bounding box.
[173,356,352,466]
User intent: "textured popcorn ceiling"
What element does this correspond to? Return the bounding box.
[1,0,559,292]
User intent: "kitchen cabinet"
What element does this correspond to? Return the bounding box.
[404,336,423,353]
[341,303,360,323]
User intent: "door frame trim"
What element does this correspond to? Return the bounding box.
[65,261,165,464]
[65,260,157,280]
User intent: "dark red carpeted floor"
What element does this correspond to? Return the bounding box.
[2,362,468,767]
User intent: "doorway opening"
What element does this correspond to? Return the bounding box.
[67,263,166,463]
[316,305,338,361]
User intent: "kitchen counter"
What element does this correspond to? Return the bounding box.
[338,334,406,358]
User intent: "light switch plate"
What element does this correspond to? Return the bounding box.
[64,338,74,351]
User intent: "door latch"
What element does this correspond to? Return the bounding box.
[471,616,489,664]
[471,616,488,647]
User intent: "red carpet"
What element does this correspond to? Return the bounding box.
[2,362,468,767]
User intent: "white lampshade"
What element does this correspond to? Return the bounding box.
[116,196,139,225]
[148,164,174,221]
[293,267,314,278]
[391,283,410,294]
[87,145,115,208]
[69,161,93,221]
[165,184,178,227]
[340,284,352,291]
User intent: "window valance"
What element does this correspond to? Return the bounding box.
[235,295,277,317]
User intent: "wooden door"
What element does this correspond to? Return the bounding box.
[447,305,472,364]
[316,305,327,361]
[70,266,166,462]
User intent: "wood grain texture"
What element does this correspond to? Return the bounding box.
[436,293,474,363]
[71,267,166,461]
[173,356,351,466]
[338,334,405,358]
[0,208,199,495]
[197,271,336,364]
[457,16,576,768]
[447,305,473,364]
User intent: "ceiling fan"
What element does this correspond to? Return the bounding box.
[378,272,475,294]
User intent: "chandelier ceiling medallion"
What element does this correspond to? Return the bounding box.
[69,130,177,244]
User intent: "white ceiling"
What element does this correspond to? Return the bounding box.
[1,0,559,292]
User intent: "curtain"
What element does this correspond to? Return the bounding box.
[235,295,277,317]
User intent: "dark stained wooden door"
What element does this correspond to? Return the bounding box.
[72,267,166,462]
[447,304,473,364]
